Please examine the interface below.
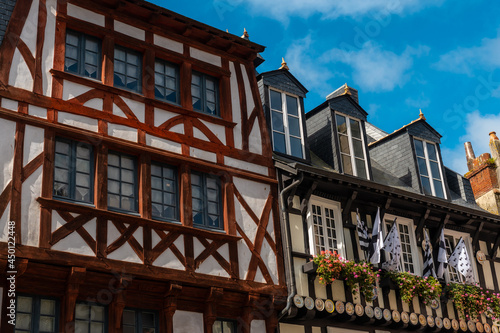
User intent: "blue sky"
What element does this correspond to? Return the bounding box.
[155,0,500,174]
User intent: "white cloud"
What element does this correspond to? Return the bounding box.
[405,92,431,109]
[435,31,500,75]
[231,0,444,22]
[321,42,429,92]
[441,111,500,174]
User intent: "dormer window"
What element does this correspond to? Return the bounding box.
[335,113,368,179]
[414,138,446,198]
[270,89,304,158]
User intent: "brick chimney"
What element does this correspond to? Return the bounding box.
[464,132,500,214]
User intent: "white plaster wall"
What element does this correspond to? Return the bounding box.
[254,266,265,283]
[331,279,346,302]
[289,213,305,253]
[240,63,255,114]
[28,105,47,119]
[266,213,275,242]
[260,238,278,284]
[58,112,98,132]
[238,231,253,279]
[189,147,216,163]
[0,203,11,242]
[193,127,210,142]
[250,320,265,333]
[21,167,42,246]
[154,108,178,127]
[120,97,145,123]
[9,49,33,90]
[233,177,269,223]
[154,34,183,54]
[62,81,93,100]
[229,62,242,149]
[23,125,44,167]
[234,199,256,245]
[67,3,105,26]
[20,0,39,55]
[51,211,95,256]
[314,276,327,299]
[145,134,182,154]
[482,260,495,290]
[190,47,221,67]
[114,20,145,40]
[173,311,203,333]
[152,234,184,270]
[0,119,15,191]
[84,98,103,111]
[294,257,308,296]
[42,0,56,96]
[248,118,262,155]
[280,323,305,333]
[107,221,142,263]
[112,103,127,118]
[1,98,18,111]
[199,120,225,145]
[224,156,267,175]
[197,255,229,278]
[108,124,138,142]
[170,124,184,134]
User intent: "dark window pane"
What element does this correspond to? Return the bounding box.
[430,161,441,180]
[286,95,298,116]
[427,142,437,160]
[65,30,101,79]
[191,172,222,230]
[417,157,428,176]
[114,46,142,93]
[288,116,301,137]
[352,138,364,158]
[270,90,282,111]
[273,132,286,153]
[336,115,347,134]
[272,111,284,133]
[421,176,432,195]
[434,179,445,198]
[355,158,367,179]
[107,152,137,212]
[414,139,424,157]
[290,136,303,158]
[350,118,361,139]
[192,71,219,116]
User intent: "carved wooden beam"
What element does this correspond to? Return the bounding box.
[111,274,134,329]
[490,234,500,258]
[163,282,182,333]
[241,293,260,333]
[204,287,224,333]
[63,267,86,327]
[432,214,450,248]
[300,181,318,216]
[341,191,358,225]
[472,221,485,252]
[415,208,431,243]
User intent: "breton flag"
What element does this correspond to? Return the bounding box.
[437,229,448,279]
[422,230,436,278]
[381,218,401,271]
[448,237,475,283]
[356,210,370,255]
[369,207,384,264]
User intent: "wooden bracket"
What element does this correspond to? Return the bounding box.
[490,234,500,258]
[204,287,224,332]
[432,214,449,248]
[64,267,86,325]
[300,181,317,216]
[341,190,358,225]
[472,221,485,252]
[415,208,431,244]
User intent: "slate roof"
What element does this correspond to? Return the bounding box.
[0,0,16,46]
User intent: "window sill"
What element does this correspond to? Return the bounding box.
[38,197,241,242]
[50,69,237,128]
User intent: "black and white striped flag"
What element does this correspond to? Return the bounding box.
[382,218,401,271]
[356,211,370,255]
[437,229,448,279]
[448,237,474,283]
[369,207,383,264]
[422,230,436,278]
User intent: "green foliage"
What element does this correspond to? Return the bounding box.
[386,271,442,305]
[446,283,500,320]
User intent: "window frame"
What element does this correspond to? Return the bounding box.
[306,196,345,258]
[64,29,102,80]
[74,301,107,333]
[269,88,305,159]
[107,151,139,213]
[122,307,159,333]
[382,214,420,275]
[191,70,220,117]
[15,294,59,333]
[213,318,238,333]
[154,58,180,105]
[113,44,143,93]
[443,229,477,284]
[191,170,223,231]
[335,112,370,179]
[53,137,95,205]
[413,137,447,199]
[151,161,179,223]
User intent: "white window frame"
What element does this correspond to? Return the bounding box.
[382,214,421,275]
[335,112,370,180]
[306,196,345,258]
[413,137,447,199]
[269,88,305,158]
[443,229,477,284]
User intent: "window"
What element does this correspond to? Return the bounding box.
[154,59,179,104]
[15,295,58,333]
[213,319,237,333]
[306,196,344,256]
[336,113,368,179]
[444,232,476,283]
[75,303,106,333]
[383,215,419,274]
[191,171,222,230]
[53,138,94,204]
[114,45,142,93]
[192,71,219,116]
[414,138,446,198]
[269,89,304,158]
[108,152,138,212]
[65,30,101,79]
[151,162,178,221]
[123,309,157,333]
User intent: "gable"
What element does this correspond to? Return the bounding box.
[407,121,442,144]
[329,96,367,121]
[260,70,307,97]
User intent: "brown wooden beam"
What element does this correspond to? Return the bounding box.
[415,208,430,243]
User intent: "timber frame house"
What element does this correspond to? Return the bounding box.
[0,0,286,332]
[258,69,500,333]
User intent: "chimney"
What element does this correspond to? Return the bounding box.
[465,132,500,214]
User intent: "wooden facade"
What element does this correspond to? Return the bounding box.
[0,0,286,332]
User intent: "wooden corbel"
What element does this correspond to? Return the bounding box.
[300,181,317,216]
[415,208,431,244]
[341,190,358,225]
[241,293,260,333]
[472,222,485,253]
[63,267,86,326]
[163,282,182,333]
[204,287,224,333]
[490,234,500,258]
[432,214,450,248]
[111,274,134,329]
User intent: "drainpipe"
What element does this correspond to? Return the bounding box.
[278,172,304,320]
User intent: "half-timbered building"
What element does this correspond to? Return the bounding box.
[258,66,500,333]
[0,0,286,332]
